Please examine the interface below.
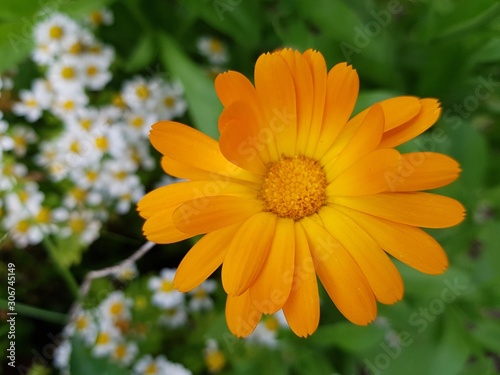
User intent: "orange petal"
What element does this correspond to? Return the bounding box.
[222,212,276,296]
[150,121,258,183]
[173,195,263,236]
[300,216,377,325]
[300,49,327,157]
[379,98,441,148]
[219,112,268,174]
[142,209,194,244]
[319,207,404,304]
[327,149,401,196]
[336,206,448,274]
[323,104,384,179]
[215,70,258,110]
[312,63,359,159]
[225,290,262,337]
[250,218,295,314]
[278,50,314,156]
[282,222,320,337]
[161,156,210,181]
[254,52,297,157]
[137,180,254,219]
[386,152,461,192]
[174,223,241,292]
[353,96,422,131]
[333,192,466,228]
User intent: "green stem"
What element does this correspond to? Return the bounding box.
[43,238,80,299]
[0,299,66,324]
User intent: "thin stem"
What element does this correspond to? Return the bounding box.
[43,238,80,299]
[68,241,155,319]
[0,299,66,324]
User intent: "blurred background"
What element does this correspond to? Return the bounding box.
[1,0,499,374]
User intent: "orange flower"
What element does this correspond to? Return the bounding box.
[138,49,465,337]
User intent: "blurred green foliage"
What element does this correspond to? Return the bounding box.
[1,0,500,374]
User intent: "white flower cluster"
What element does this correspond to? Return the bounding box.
[0,11,187,249]
[54,286,192,374]
[148,268,217,328]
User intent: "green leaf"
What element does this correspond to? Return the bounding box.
[159,33,221,139]
[309,321,385,352]
[59,0,117,19]
[471,37,500,64]
[0,0,40,21]
[428,310,471,375]
[123,34,156,72]
[471,319,500,354]
[69,337,129,375]
[427,0,500,40]
[0,21,34,73]
[181,0,261,48]
[51,235,88,268]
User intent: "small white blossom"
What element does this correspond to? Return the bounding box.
[148,268,185,309]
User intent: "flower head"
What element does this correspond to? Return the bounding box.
[138,49,465,337]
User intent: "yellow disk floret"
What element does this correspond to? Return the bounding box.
[259,155,327,220]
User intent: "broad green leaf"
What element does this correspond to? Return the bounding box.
[428,309,471,375]
[69,337,129,375]
[428,0,500,40]
[51,235,88,268]
[0,0,40,21]
[448,122,488,203]
[310,321,386,352]
[180,0,261,49]
[123,34,156,72]
[470,319,500,354]
[471,37,500,64]
[0,21,34,73]
[456,356,497,375]
[159,33,221,139]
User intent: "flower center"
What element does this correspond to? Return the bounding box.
[259,156,327,221]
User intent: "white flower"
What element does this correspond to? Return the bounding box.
[80,53,112,90]
[87,8,114,27]
[197,36,228,65]
[33,13,80,63]
[10,126,37,157]
[65,309,98,345]
[245,311,288,349]
[53,339,72,370]
[0,161,27,191]
[12,80,52,122]
[155,81,187,120]
[148,268,185,309]
[53,208,101,245]
[188,280,217,312]
[203,339,226,373]
[112,262,138,282]
[110,341,138,366]
[48,55,85,94]
[159,305,188,329]
[115,183,144,214]
[63,186,102,208]
[5,181,44,215]
[3,212,44,248]
[99,291,132,323]
[51,89,89,119]
[100,159,140,197]
[93,320,121,357]
[0,112,14,154]
[133,355,191,375]
[122,76,160,111]
[124,110,158,138]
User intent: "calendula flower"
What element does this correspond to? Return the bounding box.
[138,49,465,338]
